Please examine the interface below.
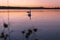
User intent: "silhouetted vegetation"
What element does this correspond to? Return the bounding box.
[21,28,38,40]
[33,28,37,32]
[27,11,31,20]
[0,6,60,9]
[0,32,8,40]
[3,23,8,28]
[0,22,9,40]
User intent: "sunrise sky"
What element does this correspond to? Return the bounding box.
[0,0,60,7]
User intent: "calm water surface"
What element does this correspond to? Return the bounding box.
[0,9,60,40]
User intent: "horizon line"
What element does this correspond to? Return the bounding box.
[0,6,60,9]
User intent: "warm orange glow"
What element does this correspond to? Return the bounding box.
[0,0,60,7]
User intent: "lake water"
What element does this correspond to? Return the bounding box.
[0,9,60,40]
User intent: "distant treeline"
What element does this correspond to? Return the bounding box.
[0,6,60,9]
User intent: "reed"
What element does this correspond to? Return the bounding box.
[21,28,38,40]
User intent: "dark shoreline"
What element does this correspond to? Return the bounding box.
[0,6,60,9]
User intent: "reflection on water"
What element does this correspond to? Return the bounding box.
[0,10,60,40]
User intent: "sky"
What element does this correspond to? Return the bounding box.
[0,0,60,7]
